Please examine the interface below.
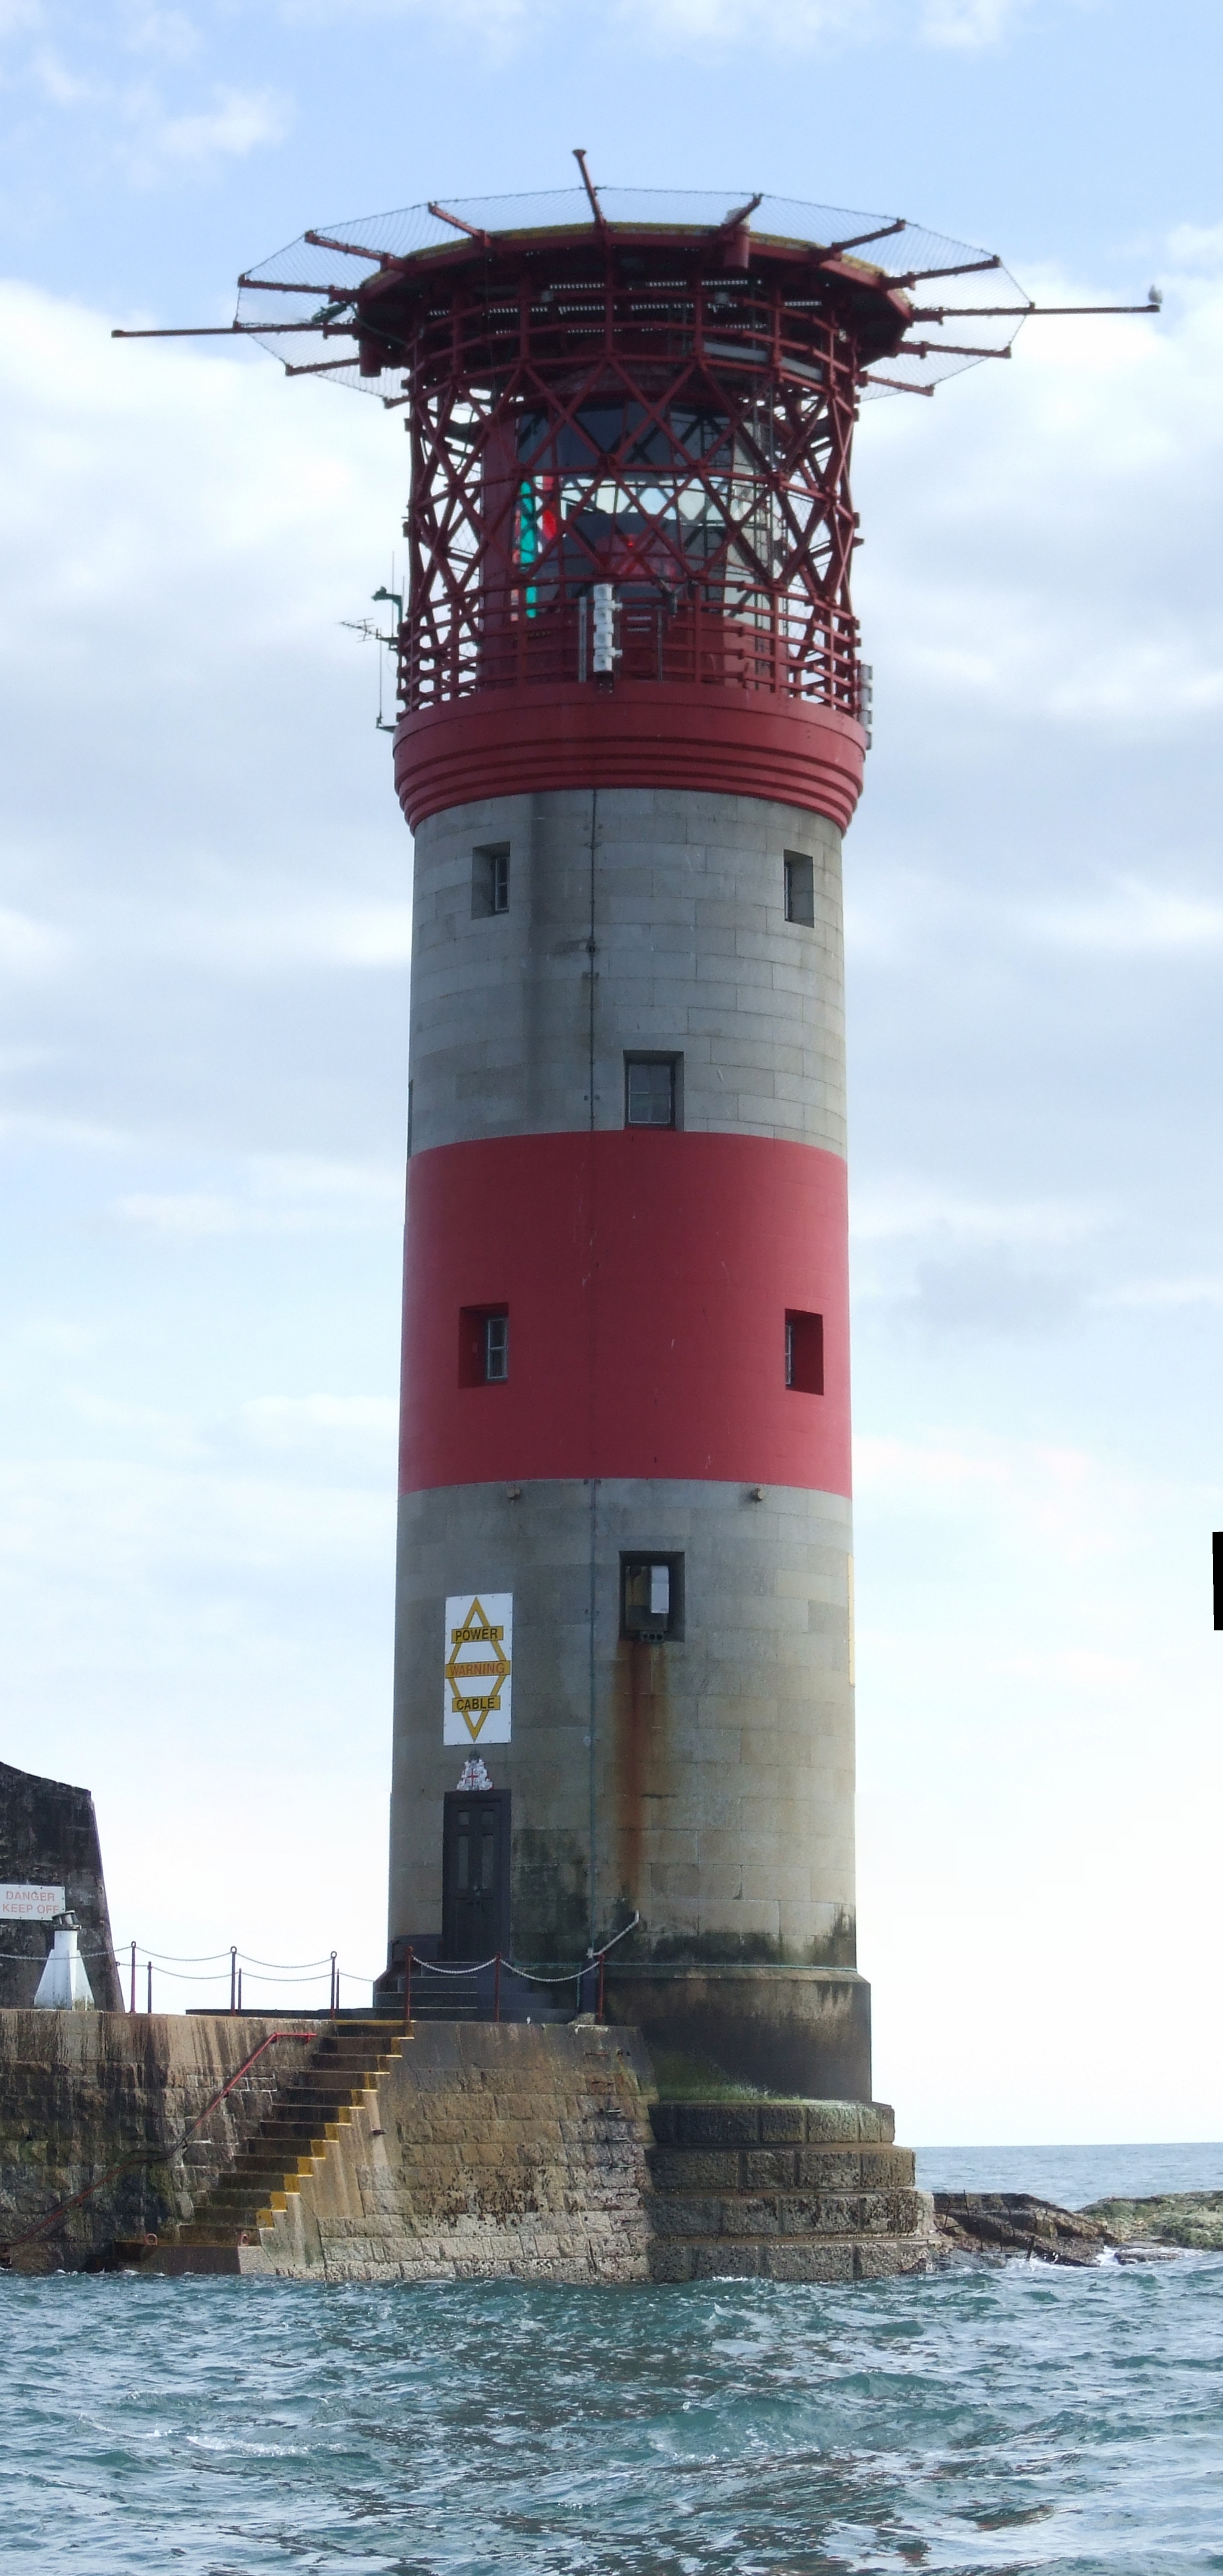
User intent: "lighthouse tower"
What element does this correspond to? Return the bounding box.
[229,181,1027,2093]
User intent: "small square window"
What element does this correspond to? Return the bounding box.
[785,1310,824,1395]
[625,1055,679,1128]
[784,851,815,927]
[472,843,510,917]
[459,1306,509,1386]
[620,1553,684,1640]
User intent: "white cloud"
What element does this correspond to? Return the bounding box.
[851,1181,1105,1250]
[1095,1274,1223,1310]
[0,907,66,976]
[12,14,287,179]
[855,257,1223,742]
[1023,878,1223,955]
[139,81,287,168]
[919,0,1028,45]
[277,0,1060,48]
[240,1391,397,1445]
[117,1,200,61]
[145,899,413,975]
[114,1155,403,1235]
[612,0,866,38]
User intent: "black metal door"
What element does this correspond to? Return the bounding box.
[441,1790,510,1960]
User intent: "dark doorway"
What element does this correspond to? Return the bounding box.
[441,1789,510,1960]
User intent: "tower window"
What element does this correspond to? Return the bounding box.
[625,1055,680,1128]
[785,1310,824,1394]
[459,1306,509,1386]
[784,851,815,927]
[620,1553,684,1641]
[472,843,510,917]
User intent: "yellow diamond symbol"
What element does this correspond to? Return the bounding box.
[444,1596,511,1741]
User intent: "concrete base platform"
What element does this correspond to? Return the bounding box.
[3,2012,936,2284]
[644,2095,938,2282]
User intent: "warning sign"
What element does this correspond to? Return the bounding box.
[0,1884,65,1921]
[443,1592,512,1744]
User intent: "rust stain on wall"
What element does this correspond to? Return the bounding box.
[612,1639,673,1921]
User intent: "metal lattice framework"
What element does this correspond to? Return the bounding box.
[221,185,1035,723]
[117,182,1156,727]
[401,264,869,712]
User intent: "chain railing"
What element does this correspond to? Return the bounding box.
[397,1913,642,2029]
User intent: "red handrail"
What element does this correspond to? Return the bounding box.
[0,2028,316,2260]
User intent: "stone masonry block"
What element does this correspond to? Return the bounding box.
[689,2240,762,2279]
[781,2192,860,2236]
[719,2194,780,2238]
[859,2149,916,2190]
[646,2193,722,2238]
[647,2241,698,2282]
[646,2149,740,2192]
[741,2149,799,2190]
[757,2112,814,2153]
[797,2149,865,2189]
[766,2241,856,2282]
[855,2238,937,2280]
[659,2103,763,2147]
[804,2103,866,2143]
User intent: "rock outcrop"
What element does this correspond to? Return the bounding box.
[934,2192,1116,2265]
[1080,2191,1223,2252]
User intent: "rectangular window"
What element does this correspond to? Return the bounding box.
[472,843,510,917]
[459,1306,509,1386]
[620,1552,685,1641]
[785,1310,824,1394]
[784,850,815,927]
[624,1054,680,1129]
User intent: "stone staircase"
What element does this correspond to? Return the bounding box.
[161,2022,407,2262]
[645,2097,938,2280]
[130,2025,937,2283]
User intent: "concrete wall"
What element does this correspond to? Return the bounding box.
[605,1963,870,2103]
[0,2011,316,2271]
[240,2022,656,2285]
[0,1759,122,2011]
[392,784,857,2043]
[408,786,845,1157]
[392,1478,854,1966]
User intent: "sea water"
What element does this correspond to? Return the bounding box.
[3,2146,1222,2576]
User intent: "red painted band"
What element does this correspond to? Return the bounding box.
[400,1130,850,1495]
[394,683,866,834]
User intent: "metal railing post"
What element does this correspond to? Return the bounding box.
[404,1945,413,2032]
[597,1950,606,2024]
[229,1945,237,2013]
[146,1960,153,2015]
[330,1950,338,2016]
[129,1941,136,2014]
[493,1951,501,2023]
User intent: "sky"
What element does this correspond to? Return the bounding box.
[1,0,1222,2144]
